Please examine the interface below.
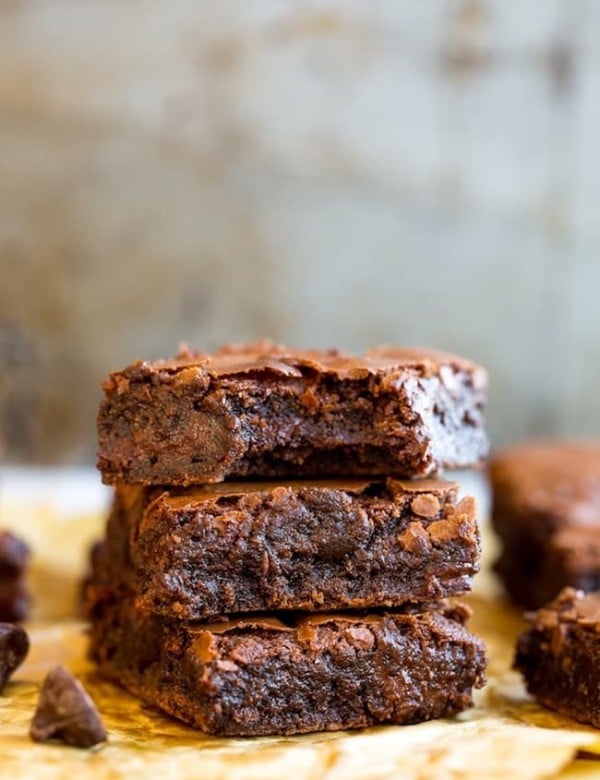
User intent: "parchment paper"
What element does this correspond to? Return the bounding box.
[1,494,600,779]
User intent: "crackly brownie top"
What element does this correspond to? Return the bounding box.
[140,477,459,511]
[491,440,600,524]
[187,601,471,639]
[526,586,600,631]
[103,340,487,388]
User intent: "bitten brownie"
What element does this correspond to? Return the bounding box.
[93,479,479,620]
[88,594,486,737]
[491,441,600,608]
[97,342,488,486]
[515,587,600,728]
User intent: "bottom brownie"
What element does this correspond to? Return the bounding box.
[89,595,486,737]
[515,587,600,727]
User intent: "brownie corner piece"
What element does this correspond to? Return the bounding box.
[97,343,488,485]
[514,587,600,727]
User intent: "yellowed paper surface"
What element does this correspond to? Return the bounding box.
[1,500,599,779]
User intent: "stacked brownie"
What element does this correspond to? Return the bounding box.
[88,343,488,737]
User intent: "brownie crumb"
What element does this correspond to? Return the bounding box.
[30,666,107,748]
[0,622,29,691]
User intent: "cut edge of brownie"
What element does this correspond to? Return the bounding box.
[514,587,600,728]
[93,478,480,620]
[97,343,488,485]
[89,593,487,737]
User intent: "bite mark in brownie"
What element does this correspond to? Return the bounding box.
[92,479,480,619]
[97,342,488,485]
[89,594,486,737]
[491,441,600,608]
[515,587,600,728]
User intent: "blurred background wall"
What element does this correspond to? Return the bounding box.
[0,0,599,463]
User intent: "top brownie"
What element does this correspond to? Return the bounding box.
[97,342,488,485]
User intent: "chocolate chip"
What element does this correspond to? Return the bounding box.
[411,494,441,518]
[30,666,107,748]
[0,581,30,623]
[0,531,30,576]
[0,622,29,691]
[0,531,31,622]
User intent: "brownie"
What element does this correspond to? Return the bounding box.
[491,441,600,608]
[97,342,488,485]
[89,593,486,737]
[515,587,600,728]
[78,540,106,617]
[93,478,479,620]
[0,532,30,622]
[495,526,600,609]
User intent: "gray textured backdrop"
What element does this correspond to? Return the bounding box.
[1,0,599,462]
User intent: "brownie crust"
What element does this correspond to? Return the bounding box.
[491,441,600,608]
[514,587,600,728]
[95,479,480,620]
[97,342,488,485]
[89,594,486,737]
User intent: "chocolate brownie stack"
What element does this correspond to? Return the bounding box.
[88,343,488,737]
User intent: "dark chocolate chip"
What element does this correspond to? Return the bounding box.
[0,579,30,623]
[30,666,107,748]
[0,622,29,691]
[0,531,31,622]
[0,531,30,575]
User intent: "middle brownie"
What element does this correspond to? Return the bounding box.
[98,478,479,620]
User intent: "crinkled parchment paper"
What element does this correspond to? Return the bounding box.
[1,498,599,779]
